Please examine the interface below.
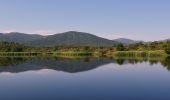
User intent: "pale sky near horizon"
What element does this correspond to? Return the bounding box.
[0,0,170,41]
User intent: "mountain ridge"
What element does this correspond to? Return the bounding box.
[26,31,119,46]
[0,31,169,46]
[114,38,143,45]
[0,32,44,43]
[0,31,119,46]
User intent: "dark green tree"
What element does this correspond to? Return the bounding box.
[116,44,125,51]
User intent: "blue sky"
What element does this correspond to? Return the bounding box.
[0,0,170,41]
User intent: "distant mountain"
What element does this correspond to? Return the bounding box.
[160,38,170,42]
[0,33,8,41]
[26,31,119,46]
[114,38,143,45]
[0,32,43,43]
[3,31,166,46]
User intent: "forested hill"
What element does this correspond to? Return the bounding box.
[0,31,169,47]
[0,31,119,47]
[26,31,119,46]
[0,32,43,43]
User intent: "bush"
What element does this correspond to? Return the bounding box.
[116,44,125,51]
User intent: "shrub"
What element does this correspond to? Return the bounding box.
[116,44,125,51]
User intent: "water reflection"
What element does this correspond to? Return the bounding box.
[118,57,170,71]
[161,57,170,70]
[0,56,169,73]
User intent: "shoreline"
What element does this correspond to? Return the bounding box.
[0,50,168,58]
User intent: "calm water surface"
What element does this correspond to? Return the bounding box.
[0,57,170,100]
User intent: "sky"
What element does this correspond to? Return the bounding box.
[0,0,170,41]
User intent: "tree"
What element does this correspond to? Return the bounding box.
[116,44,125,51]
[0,42,24,52]
[84,46,90,51]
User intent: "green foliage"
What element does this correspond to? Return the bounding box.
[113,50,167,57]
[0,42,25,52]
[116,44,125,51]
[0,40,169,58]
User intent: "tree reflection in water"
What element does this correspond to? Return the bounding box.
[0,56,169,73]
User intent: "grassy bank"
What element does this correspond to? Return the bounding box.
[0,52,41,57]
[0,50,168,58]
[53,51,92,56]
[0,51,92,57]
[112,50,168,57]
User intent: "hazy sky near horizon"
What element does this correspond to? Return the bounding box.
[0,0,170,41]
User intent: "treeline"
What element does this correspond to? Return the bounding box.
[0,42,25,52]
[0,41,170,55]
[115,41,170,54]
[122,41,170,51]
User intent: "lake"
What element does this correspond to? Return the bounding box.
[0,57,170,100]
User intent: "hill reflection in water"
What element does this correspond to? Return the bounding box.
[0,57,169,74]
